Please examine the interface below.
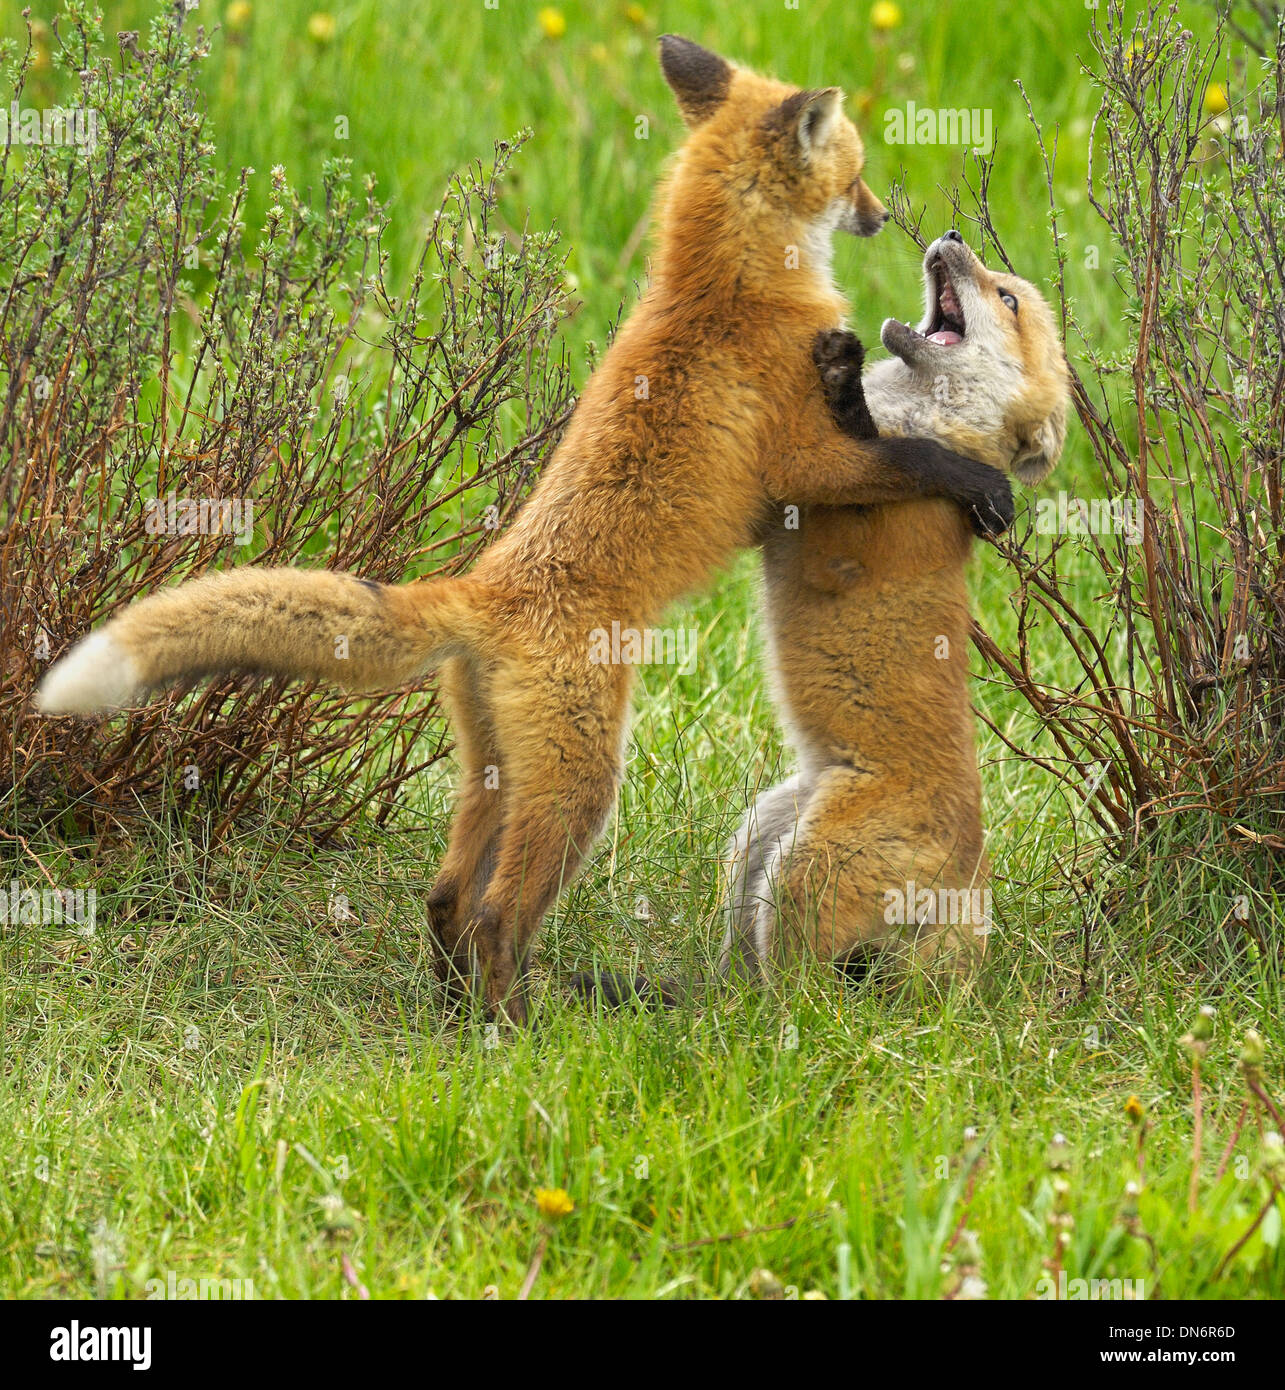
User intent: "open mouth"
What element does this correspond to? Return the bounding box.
[880,245,971,363]
[921,256,966,346]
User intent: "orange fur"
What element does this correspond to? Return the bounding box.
[727,238,1071,980]
[37,42,1014,1020]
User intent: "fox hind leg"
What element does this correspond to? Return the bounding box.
[455,668,629,1022]
[426,656,506,986]
[753,764,902,968]
[462,766,620,1022]
[759,765,984,978]
[720,773,810,979]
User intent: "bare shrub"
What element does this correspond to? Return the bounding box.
[891,1,1283,944]
[0,5,574,841]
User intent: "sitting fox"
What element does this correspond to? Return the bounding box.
[724,232,1070,980]
[35,41,1013,1021]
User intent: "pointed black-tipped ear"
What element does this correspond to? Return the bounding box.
[659,35,732,127]
[764,87,845,160]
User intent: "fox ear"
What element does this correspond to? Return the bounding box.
[659,35,732,127]
[1013,395,1068,485]
[767,87,845,159]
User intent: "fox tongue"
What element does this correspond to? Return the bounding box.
[927,328,963,345]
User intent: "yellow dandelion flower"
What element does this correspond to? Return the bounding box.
[1124,1094,1145,1123]
[536,1187,575,1219]
[871,1,903,31]
[538,8,567,40]
[1203,83,1229,116]
[225,1,252,30]
[626,3,647,24]
[307,13,337,45]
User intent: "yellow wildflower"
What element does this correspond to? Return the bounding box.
[538,8,567,40]
[535,1187,574,1219]
[1203,83,1229,116]
[871,1,903,31]
[307,13,336,45]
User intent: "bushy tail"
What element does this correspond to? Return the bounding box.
[34,567,484,716]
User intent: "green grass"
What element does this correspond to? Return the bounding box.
[3,0,1283,1300]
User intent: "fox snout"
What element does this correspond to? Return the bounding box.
[924,230,978,277]
[851,179,889,236]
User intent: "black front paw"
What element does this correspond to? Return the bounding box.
[812,329,877,440]
[966,470,1015,539]
[813,327,865,376]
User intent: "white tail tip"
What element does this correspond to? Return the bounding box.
[34,630,141,716]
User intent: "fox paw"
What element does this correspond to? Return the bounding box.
[812,329,877,440]
[966,471,1015,539]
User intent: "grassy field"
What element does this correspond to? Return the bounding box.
[2,0,1283,1301]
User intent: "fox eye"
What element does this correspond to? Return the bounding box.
[999,289,1019,314]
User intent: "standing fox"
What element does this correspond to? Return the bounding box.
[724,232,1069,979]
[35,40,1013,1020]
